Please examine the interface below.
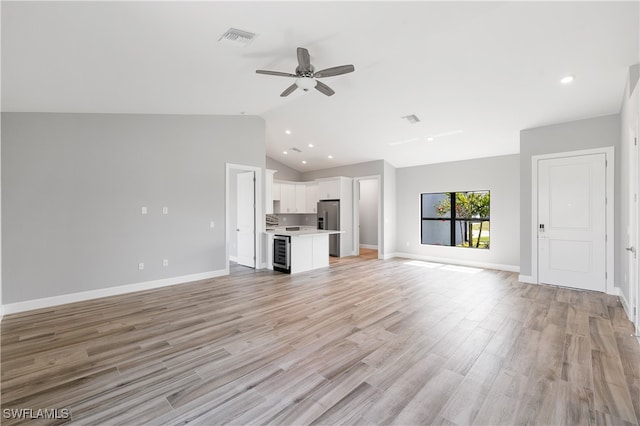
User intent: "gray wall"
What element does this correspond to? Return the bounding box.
[2,113,265,304]
[359,179,379,247]
[519,115,621,279]
[266,156,303,181]
[396,155,520,270]
[383,161,397,256]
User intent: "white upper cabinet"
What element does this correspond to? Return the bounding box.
[306,183,318,213]
[273,179,346,214]
[272,182,281,201]
[295,184,306,213]
[279,183,296,213]
[317,177,352,200]
[318,179,340,200]
[265,169,277,214]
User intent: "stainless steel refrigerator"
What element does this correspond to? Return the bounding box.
[317,200,340,256]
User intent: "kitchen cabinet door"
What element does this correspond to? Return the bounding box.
[272,182,281,201]
[265,170,276,214]
[295,184,306,213]
[306,184,318,213]
[280,183,295,213]
[318,179,340,200]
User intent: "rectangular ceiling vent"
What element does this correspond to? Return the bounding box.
[218,28,257,47]
[402,114,421,124]
[290,147,302,153]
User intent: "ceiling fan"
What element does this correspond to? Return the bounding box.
[256,47,355,97]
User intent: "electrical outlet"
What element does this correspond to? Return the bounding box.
[163,207,168,215]
[138,262,144,270]
[163,259,168,267]
[210,221,215,228]
[141,207,147,215]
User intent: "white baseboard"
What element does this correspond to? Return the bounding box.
[359,244,378,250]
[393,252,520,273]
[615,287,633,323]
[229,256,239,262]
[518,274,536,284]
[2,269,229,315]
[382,252,398,260]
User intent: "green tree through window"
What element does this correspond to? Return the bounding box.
[420,191,490,249]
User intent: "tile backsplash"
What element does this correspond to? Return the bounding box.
[267,214,317,227]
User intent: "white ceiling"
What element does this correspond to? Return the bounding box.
[2,1,638,172]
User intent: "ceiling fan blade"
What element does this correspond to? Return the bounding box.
[280,83,298,97]
[314,80,335,96]
[297,47,311,72]
[314,64,355,78]
[256,70,297,77]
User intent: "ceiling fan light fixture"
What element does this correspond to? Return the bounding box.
[296,77,316,91]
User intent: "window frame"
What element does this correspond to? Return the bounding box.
[420,191,490,249]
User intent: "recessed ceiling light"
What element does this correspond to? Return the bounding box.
[427,137,434,141]
[283,151,288,155]
[328,155,333,159]
[560,75,575,84]
[308,143,314,148]
[285,130,292,135]
[302,160,307,164]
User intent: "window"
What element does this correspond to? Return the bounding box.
[420,191,490,249]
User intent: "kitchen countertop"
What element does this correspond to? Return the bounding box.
[265,229,343,237]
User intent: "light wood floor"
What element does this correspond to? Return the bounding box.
[2,256,639,425]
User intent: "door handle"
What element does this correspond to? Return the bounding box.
[626,246,635,253]
[236,228,240,232]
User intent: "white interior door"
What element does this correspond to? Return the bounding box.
[236,171,255,268]
[538,153,606,292]
[632,125,640,334]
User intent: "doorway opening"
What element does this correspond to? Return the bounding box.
[354,176,382,260]
[226,164,263,274]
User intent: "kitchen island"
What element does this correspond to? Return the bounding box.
[265,229,343,274]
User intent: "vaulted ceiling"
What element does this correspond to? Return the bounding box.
[2,1,638,171]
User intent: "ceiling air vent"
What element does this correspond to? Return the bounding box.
[218,28,257,47]
[402,114,421,124]
[290,147,302,153]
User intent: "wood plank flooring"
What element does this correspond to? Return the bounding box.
[2,256,639,425]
